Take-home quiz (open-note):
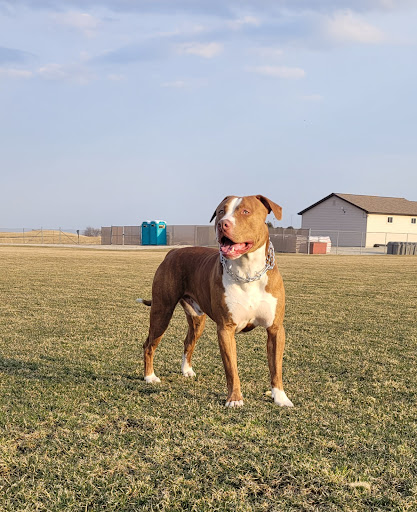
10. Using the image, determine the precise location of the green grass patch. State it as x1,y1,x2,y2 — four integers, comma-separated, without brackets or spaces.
0,246,416,510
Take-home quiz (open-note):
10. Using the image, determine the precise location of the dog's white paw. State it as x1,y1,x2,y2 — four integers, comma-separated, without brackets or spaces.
225,400,244,408
182,368,196,377
271,388,294,407
181,355,196,377
144,373,161,384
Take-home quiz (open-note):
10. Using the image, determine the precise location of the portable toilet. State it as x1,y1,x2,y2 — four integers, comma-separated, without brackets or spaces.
150,220,167,245
141,221,151,245
157,221,167,245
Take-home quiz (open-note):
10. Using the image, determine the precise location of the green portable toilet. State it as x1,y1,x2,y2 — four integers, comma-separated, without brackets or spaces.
141,221,151,245
150,220,167,245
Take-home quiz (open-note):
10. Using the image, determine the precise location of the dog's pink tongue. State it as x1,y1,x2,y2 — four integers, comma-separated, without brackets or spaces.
221,242,247,256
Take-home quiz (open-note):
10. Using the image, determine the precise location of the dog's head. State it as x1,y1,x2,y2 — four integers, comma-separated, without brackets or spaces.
210,195,282,260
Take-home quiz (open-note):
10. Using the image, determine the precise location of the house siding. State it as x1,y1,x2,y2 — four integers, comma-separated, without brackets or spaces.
366,214,417,246
301,196,367,246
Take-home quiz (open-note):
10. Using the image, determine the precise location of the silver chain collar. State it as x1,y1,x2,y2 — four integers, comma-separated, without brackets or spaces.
219,239,276,283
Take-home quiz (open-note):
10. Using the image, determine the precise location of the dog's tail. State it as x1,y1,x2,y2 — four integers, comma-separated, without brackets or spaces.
136,298,152,307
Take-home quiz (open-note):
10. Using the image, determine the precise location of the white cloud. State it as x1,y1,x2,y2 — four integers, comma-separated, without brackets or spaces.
324,10,385,44
0,67,33,79
376,0,397,8
177,42,223,58
248,65,305,79
51,11,100,37
38,63,68,81
229,15,261,30
251,46,284,58
157,24,206,38
38,63,95,85
161,78,208,89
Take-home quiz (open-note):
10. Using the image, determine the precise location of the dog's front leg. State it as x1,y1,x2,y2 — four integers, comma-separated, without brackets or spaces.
267,324,294,407
217,326,243,407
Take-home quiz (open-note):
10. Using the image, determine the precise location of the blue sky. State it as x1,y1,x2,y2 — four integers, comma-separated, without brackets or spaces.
1,0,417,229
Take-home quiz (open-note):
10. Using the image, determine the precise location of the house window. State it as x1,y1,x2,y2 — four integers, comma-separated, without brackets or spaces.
412,218,416,224
388,217,393,223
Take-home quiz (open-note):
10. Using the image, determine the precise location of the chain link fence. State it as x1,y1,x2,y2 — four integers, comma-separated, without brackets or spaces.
309,230,417,255
100,226,311,252
2,226,417,255
100,225,218,246
0,228,101,245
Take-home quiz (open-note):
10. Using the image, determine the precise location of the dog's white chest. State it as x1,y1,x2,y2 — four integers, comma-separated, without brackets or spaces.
222,274,277,333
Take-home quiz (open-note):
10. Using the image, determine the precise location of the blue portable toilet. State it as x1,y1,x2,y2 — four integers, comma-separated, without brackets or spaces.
150,220,167,245
149,221,157,245
141,221,151,245
157,221,167,245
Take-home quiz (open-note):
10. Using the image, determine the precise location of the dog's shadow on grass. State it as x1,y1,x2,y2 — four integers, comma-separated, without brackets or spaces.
0,356,123,385
0,357,40,377
0,357,226,404
0,356,168,397
0,355,99,384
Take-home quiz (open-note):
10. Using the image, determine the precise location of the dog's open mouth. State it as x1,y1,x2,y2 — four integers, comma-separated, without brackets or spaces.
219,236,254,259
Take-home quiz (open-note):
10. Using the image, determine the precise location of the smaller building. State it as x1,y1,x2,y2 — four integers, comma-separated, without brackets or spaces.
298,193,417,247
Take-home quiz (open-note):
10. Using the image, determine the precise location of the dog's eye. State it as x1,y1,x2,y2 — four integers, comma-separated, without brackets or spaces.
218,209,224,216
242,209,250,215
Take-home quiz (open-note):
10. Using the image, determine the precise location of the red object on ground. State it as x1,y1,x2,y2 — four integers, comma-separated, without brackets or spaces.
309,242,327,254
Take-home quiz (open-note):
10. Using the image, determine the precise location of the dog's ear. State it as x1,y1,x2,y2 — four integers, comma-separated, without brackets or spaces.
256,195,282,220
209,196,230,223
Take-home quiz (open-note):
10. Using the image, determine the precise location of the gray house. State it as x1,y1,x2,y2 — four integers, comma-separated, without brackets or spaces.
298,193,417,247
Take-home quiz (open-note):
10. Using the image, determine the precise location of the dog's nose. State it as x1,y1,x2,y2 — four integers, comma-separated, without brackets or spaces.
218,219,231,232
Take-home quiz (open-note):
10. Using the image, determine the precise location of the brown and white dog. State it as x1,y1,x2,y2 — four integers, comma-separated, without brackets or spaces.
138,195,293,408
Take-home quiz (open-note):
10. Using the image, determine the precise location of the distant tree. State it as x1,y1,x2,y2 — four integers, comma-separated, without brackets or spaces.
266,221,274,228
83,227,101,237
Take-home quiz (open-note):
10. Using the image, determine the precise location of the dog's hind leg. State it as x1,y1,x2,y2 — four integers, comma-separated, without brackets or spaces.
180,298,206,377
143,252,186,383
143,301,176,383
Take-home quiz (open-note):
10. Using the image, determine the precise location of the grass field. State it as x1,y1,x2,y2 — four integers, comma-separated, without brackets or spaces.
0,246,416,511
0,230,101,245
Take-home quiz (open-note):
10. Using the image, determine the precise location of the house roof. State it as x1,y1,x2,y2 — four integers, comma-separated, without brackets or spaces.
298,193,417,216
